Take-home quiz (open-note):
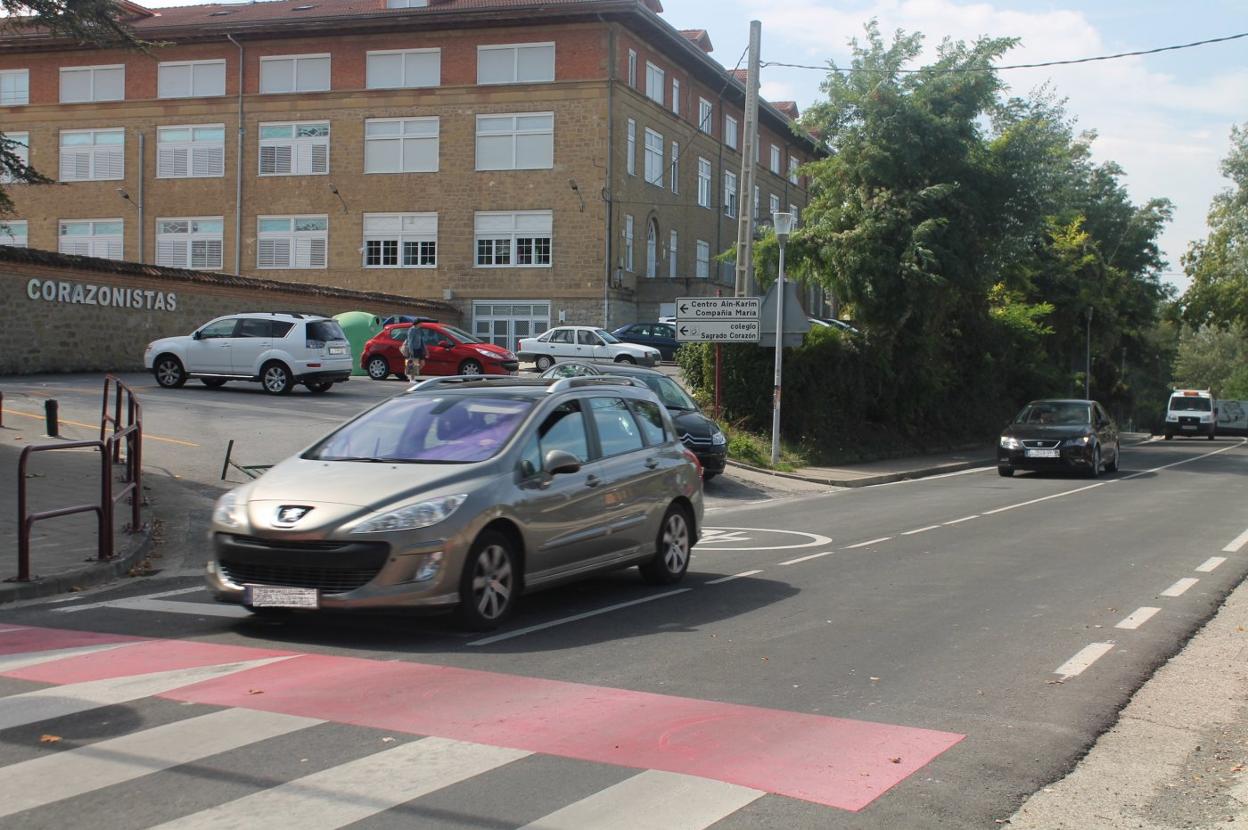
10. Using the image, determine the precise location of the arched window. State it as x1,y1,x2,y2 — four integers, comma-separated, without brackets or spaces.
645,219,658,279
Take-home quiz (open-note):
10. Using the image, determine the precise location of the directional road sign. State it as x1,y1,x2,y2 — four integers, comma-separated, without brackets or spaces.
676,320,761,343
675,297,761,320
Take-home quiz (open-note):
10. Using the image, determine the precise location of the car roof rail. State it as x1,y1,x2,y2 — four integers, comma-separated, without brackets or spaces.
548,376,648,394
409,375,547,392
237,311,311,319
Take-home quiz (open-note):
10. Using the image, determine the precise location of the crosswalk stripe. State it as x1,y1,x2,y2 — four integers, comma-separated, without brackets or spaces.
150,736,530,830
98,598,252,619
520,769,765,829
0,708,320,819
0,642,138,673
0,656,292,731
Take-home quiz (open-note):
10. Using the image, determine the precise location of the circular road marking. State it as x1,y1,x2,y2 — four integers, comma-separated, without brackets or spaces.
697,527,833,552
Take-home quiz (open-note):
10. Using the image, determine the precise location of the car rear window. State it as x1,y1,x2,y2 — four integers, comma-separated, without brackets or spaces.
307,394,535,463
307,320,347,342
1169,396,1212,412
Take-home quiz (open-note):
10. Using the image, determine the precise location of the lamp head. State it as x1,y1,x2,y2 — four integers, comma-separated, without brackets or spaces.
772,211,794,239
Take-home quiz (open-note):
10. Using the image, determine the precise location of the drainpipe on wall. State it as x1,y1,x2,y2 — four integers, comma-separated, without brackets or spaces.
227,34,245,276
136,132,145,263
602,21,616,328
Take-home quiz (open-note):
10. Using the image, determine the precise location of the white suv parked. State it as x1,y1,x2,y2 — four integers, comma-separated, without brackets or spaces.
517,326,661,370
144,313,353,395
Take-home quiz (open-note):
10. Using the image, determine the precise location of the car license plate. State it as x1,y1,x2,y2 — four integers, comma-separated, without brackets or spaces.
1025,448,1060,458
244,585,318,608
1181,424,1196,430
328,346,346,355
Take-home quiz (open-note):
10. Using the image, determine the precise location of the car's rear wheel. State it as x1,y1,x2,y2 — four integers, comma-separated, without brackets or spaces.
459,359,483,376
998,466,1014,477
366,356,390,380
640,504,692,585
261,362,293,395
1087,445,1101,478
201,378,227,388
306,381,333,393
615,355,637,364
1106,442,1120,472
154,355,187,388
457,530,518,631
535,355,554,371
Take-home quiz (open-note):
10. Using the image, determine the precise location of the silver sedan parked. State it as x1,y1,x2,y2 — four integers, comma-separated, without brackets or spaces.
207,376,704,629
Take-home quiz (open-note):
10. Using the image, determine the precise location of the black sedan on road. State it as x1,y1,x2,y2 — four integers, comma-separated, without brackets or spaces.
998,399,1121,478
541,361,728,480
612,323,680,362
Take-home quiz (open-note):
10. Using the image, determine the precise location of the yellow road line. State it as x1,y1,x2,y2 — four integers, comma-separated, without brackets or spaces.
0,408,200,447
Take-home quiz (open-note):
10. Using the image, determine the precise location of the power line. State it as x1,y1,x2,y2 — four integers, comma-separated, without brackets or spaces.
761,31,1248,74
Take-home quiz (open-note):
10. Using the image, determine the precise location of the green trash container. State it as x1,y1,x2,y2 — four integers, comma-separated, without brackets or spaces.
333,311,382,376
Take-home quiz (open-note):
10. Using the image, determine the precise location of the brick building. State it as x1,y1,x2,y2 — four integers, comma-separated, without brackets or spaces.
0,0,825,350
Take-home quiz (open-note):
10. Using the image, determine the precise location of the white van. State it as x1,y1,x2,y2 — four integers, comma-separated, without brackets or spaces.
1164,389,1217,440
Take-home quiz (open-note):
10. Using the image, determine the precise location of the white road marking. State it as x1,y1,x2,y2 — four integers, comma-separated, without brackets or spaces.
1196,557,1227,573
843,537,892,549
98,599,252,619
696,527,833,552
778,550,835,566
1160,578,1199,597
902,525,941,536
944,515,979,525
983,482,1106,515
467,590,690,647
0,642,139,673
1121,438,1247,482
0,656,294,731
520,769,765,830
153,737,530,830
1223,527,1248,554
1055,643,1114,679
52,586,203,613
706,570,763,585
1115,607,1161,630
0,709,321,819
868,465,995,488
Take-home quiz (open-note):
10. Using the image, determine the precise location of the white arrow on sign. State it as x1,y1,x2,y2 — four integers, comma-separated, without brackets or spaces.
676,320,761,342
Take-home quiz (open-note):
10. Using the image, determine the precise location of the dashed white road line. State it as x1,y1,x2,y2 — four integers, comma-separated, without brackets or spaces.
1196,557,1227,573
902,525,941,536
1115,607,1161,630
983,482,1106,515
706,570,763,585
1223,527,1248,554
1160,578,1199,597
778,551,835,566
944,515,979,525
843,536,892,549
1055,642,1115,679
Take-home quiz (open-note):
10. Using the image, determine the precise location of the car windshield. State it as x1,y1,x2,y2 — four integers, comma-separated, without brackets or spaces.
641,375,698,411
1014,402,1091,426
441,325,483,345
596,329,621,344
307,394,534,463
1170,396,1212,412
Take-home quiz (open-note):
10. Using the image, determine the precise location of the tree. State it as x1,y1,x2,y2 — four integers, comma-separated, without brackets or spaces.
1172,323,1248,399
1181,124,1248,328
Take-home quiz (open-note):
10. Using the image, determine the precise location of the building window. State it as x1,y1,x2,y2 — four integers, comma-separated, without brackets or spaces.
695,240,709,279
257,215,327,269
59,65,123,103
724,115,738,150
1,132,28,183
363,213,437,268
643,127,663,187
698,98,713,133
623,214,634,271
671,78,680,116
158,60,225,99
365,117,438,173
385,0,428,7
59,128,124,182
0,70,29,106
259,122,329,176
477,43,554,85
670,141,679,193
723,171,737,218
645,220,658,279
626,118,636,176
259,54,330,94
627,49,637,87
59,219,122,260
156,217,223,269
366,49,440,89
697,157,711,208
669,229,677,278
476,112,553,171
645,61,664,106
0,220,27,247
790,204,800,223
753,185,760,219
769,193,781,217
474,210,552,267
789,156,800,185
770,144,782,175
473,300,550,353
157,125,225,178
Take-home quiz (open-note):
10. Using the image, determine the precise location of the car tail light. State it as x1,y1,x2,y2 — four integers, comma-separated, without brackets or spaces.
306,339,325,350
682,448,703,478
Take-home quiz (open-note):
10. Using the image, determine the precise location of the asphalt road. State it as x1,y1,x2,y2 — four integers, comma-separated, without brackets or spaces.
1,372,1246,827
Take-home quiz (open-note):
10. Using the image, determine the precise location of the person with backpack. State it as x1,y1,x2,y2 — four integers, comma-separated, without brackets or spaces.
403,323,427,379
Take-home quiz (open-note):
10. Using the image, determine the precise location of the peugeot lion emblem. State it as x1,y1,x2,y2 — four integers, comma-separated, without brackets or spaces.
274,505,313,527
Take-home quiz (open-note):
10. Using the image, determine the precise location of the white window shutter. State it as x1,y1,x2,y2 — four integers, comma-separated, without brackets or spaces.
295,237,326,267
192,146,223,177
98,239,123,260
156,239,187,267
61,151,89,181
98,149,123,179
309,142,328,174
258,238,290,268
260,144,292,175
191,239,222,269
158,147,188,178
60,240,89,256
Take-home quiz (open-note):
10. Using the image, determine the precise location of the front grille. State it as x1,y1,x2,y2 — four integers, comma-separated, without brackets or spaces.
215,533,390,595
219,560,380,594
681,432,712,447
1179,416,1200,426
1022,440,1060,449
229,535,356,552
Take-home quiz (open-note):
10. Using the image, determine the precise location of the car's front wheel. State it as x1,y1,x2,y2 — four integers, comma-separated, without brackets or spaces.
261,362,293,395
1105,443,1120,472
459,359,483,376
457,530,519,631
640,504,692,585
154,355,187,388
1087,445,1102,478
535,355,554,371
366,356,390,380
615,355,637,364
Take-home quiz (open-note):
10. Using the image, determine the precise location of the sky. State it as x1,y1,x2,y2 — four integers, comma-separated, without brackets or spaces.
661,0,1248,293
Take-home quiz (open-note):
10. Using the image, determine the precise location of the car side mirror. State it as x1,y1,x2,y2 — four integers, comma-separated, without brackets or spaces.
192,330,202,340
543,449,581,476
440,340,454,350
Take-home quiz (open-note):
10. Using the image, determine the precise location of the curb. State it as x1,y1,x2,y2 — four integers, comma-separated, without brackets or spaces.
0,528,153,605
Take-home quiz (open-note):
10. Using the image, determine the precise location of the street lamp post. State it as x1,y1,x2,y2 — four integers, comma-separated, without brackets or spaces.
770,212,794,466
1085,307,1093,400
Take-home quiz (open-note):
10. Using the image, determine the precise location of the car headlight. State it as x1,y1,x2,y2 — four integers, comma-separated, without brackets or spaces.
1166,414,1178,421
1065,435,1092,446
474,347,500,359
212,491,247,529
999,436,1021,449
711,429,727,446
352,494,468,534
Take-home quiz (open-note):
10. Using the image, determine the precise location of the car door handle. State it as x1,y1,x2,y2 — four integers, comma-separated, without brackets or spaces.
644,458,659,470
585,474,601,488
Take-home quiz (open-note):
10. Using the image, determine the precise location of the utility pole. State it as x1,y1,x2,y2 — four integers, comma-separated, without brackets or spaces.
733,20,761,298
1085,307,1093,400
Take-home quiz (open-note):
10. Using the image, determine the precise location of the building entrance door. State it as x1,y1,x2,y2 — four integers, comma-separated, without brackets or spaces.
472,301,551,353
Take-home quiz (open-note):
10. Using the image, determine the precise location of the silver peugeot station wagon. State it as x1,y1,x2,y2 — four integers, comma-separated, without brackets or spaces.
207,376,704,629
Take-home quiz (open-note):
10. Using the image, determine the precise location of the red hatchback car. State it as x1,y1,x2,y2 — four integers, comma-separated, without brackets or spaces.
361,322,519,379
